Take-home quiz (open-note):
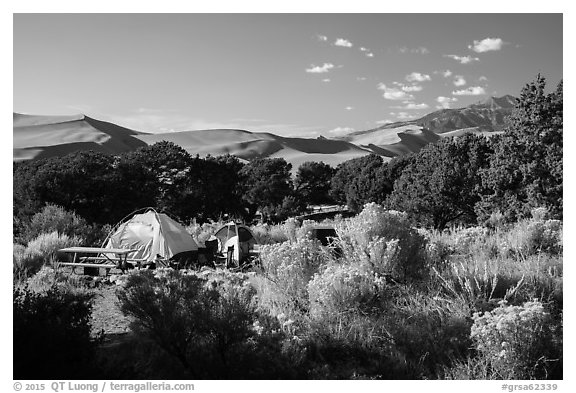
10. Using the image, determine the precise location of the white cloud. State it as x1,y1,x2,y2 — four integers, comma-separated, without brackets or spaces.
444,54,480,64
356,76,367,81
376,119,393,125
328,126,355,136
469,37,505,53
454,75,467,87
366,52,374,58
334,38,353,47
322,78,331,83
390,112,414,120
317,34,328,41
406,72,431,82
359,47,368,52
345,106,354,111
452,86,486,96
479,76,488,82
399,46,430,55
305,63,335,73
392,102,430,110
402,85,423,92
436,96,458,109
378,83,415,101
442,70,453,78
404,102,429,110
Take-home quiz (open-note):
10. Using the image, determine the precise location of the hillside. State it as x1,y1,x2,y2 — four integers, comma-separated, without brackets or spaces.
13,95,516,166
358,95,516,137
13,113,147,161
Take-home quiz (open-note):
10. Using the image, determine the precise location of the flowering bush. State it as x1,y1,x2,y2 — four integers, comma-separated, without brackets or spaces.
505,219,563,256
470,300,560,379
257,239,328,316
14,232,82,279
26,231,82,260
307,262,387,318
452,227,490,254
25,266,96,295
334,203,427,280
19,204,108,246
186,221,219,244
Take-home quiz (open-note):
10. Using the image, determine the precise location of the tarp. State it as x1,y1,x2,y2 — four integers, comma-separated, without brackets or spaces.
105,210,198,262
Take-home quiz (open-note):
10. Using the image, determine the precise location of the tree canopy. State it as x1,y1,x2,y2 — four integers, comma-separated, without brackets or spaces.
386,133,492,230
477,75,563,222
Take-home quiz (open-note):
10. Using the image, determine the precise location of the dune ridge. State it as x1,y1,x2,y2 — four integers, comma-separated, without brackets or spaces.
14,96,513,166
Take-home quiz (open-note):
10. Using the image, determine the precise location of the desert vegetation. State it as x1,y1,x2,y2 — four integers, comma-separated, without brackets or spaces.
13,76,562,380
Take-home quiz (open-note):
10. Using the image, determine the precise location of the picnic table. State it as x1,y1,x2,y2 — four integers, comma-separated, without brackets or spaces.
57,247,141,275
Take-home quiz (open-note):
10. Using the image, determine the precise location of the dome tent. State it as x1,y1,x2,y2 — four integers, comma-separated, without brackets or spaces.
104,209,198,263
208,222,257,267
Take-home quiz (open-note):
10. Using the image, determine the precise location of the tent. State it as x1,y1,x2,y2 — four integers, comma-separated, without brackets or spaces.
207,222,257,266
104,209,198,263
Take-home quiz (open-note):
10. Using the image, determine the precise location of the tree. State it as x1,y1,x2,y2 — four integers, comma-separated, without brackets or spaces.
14,151,124,224
329,154,385,211
191,155,247,222
294,161,335,205
329,154,415,213
122,142,196,221
477,76,563,222
239,158,296,222
386,133,492,230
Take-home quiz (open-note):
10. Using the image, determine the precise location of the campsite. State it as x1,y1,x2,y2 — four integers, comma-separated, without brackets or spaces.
13,76,563,380
13,13,563,383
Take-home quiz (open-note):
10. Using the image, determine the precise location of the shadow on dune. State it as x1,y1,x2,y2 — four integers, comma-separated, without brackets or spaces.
362,128,440,157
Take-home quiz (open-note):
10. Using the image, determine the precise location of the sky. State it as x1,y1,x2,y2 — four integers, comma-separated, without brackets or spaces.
13,13,563,137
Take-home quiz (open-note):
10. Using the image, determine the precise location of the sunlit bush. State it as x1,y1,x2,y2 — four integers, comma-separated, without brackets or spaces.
504,219,563,257
334,203,427,281
19,204,109,246
470,300,561,379
25,265,96,295
186,221,219,244
14,231,81,279
257,239,328,317
308,262,387,318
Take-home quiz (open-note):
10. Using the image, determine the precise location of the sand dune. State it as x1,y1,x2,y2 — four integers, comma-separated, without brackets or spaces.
15,96,513,165
13,113,440,167
134,128,373,165
343,126,440,158
13,113,147,160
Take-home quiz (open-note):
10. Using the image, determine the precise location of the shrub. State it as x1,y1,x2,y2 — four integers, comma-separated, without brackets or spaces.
14,232,81,279
334,203,428,281
249,223,291,245
269,224,290,243
19,204,108,246
117,268,294,378
504,219,563,257
13,285,97,379
257,239,328,318
186,221,219,244
25,265,97,295
250,223,273,244
470,300,562,379
307,262,387,318
451,226,491,254
386,289,473,378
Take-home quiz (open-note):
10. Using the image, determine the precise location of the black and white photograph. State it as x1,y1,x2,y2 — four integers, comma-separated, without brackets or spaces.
9,3,568,389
